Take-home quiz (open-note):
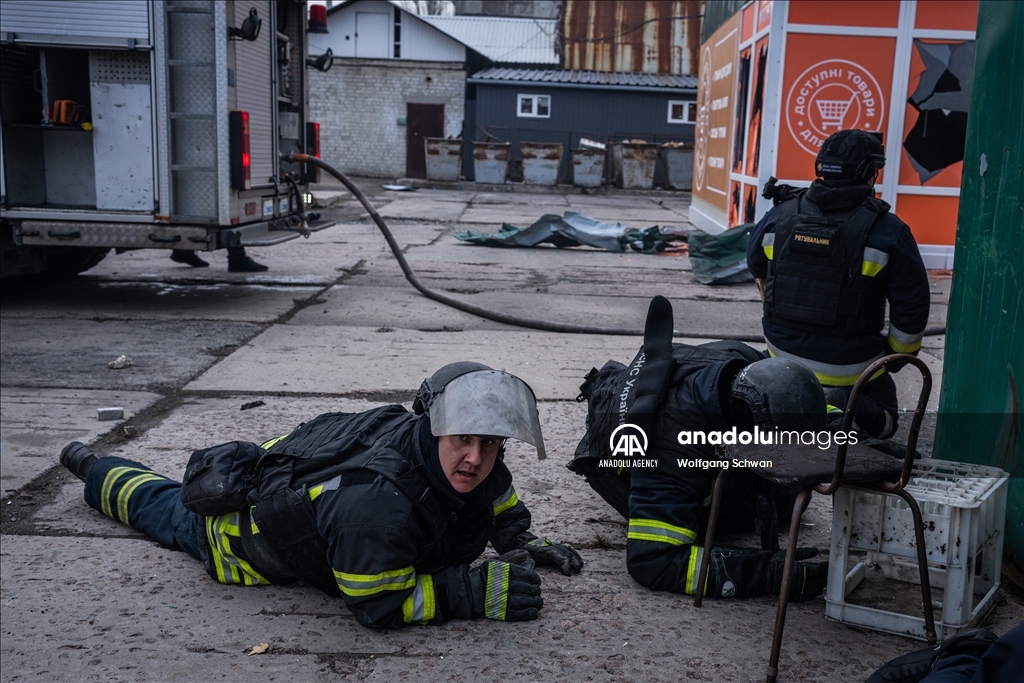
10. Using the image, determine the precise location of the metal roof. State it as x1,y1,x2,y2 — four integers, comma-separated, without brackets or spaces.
468,68,698,92
419,16,559,65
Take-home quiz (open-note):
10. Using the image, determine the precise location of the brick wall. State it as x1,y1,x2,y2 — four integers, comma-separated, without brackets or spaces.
309,59,466,178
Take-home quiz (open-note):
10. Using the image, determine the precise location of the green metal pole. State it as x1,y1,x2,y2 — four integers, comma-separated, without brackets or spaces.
934,0,1024,572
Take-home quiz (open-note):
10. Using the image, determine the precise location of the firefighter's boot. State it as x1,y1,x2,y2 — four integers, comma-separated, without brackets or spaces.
60,442,101,482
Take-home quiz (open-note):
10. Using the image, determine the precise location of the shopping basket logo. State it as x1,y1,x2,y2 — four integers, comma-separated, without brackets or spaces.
785,59,885,155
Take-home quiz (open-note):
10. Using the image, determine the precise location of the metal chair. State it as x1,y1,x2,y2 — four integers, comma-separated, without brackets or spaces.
693,354,936,683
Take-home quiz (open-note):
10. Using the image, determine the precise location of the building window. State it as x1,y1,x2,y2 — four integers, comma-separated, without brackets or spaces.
517,94,551,118
668,100,697,123
393,10,401,58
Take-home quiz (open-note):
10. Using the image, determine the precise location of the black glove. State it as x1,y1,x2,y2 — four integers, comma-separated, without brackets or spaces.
523,537,584,576
708,546,828,602
469,549,543,621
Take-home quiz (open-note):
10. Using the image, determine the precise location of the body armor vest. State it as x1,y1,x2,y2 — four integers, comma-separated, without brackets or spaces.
243,406,449,595
764,191,889,336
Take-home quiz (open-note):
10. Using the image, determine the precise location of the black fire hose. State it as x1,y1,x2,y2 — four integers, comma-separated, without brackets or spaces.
286,152,945,341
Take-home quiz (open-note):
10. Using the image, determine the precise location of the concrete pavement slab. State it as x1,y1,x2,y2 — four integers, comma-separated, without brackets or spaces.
374,197,468,222
7,532,1017,683
469,192,571,206
0,318,261,392
0,388,161,497
287,285,766,338
81,236,361,287
1,281,319,324
299,222,448,247
185,325,641,400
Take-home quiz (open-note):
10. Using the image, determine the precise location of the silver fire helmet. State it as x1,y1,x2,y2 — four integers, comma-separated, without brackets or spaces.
414,363,547,459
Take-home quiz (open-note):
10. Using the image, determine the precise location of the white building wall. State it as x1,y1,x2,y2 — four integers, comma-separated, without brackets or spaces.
310,0,466,61
310,59,465,178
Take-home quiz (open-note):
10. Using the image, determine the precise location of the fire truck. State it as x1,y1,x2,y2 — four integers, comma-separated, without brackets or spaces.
0,0,334,277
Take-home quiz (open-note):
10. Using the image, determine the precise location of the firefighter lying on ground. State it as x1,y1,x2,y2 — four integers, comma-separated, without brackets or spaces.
61,362,582,629
570,296,829,602
748,129,930,439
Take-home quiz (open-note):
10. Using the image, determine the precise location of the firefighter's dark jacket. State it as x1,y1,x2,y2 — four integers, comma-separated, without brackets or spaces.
747,180,930,385
204,406,533,629
574,342,762,595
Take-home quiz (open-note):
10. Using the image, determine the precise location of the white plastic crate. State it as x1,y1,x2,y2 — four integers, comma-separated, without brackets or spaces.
825,460,1008,641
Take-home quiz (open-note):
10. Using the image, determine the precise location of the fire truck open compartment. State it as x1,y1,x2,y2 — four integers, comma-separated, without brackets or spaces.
0,0,331,277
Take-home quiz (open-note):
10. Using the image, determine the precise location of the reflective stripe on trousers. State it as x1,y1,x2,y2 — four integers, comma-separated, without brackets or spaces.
83,456,208,563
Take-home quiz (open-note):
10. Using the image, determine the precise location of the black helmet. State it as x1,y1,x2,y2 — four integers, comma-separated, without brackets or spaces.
815,129,885,182
413,361,546,459
730,358,825,431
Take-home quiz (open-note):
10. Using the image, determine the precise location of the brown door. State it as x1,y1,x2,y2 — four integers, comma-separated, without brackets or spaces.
406,103,444,178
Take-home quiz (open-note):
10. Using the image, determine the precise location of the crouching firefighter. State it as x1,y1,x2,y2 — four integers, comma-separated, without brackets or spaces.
61,362,583,629
749,129,930,439
569,296,829,602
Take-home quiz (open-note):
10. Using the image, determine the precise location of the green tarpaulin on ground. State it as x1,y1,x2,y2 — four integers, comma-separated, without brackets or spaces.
688,223,755,284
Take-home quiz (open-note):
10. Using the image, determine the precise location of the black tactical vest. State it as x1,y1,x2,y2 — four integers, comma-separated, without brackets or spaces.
242,406,450,595
764,191,889,336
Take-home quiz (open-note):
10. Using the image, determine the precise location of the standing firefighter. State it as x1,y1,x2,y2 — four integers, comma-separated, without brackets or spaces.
570,296,829,602
61,363,582,629
748,129,930,438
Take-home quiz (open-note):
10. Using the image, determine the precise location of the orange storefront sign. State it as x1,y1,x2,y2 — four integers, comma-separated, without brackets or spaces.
778,34,896,180
693,13,740,215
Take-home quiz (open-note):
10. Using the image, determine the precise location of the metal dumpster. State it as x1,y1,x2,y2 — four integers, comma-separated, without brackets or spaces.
661,143,694,190
620,143,659,189
572,149,605,187
425,138,462,181
472,142,510,184
520,142,562,185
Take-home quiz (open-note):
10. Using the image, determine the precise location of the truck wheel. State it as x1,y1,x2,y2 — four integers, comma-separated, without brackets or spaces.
45,247,110,277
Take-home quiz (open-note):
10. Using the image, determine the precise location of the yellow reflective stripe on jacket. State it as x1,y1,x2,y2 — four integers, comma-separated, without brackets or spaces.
401,574,436,624
492,485,519,516
627,518,697,546
205,513,271,586
861,247,889,277
887,323,923,354
762,232,775,260
260,434,288,450
484,561,510,620
334,566,416,597
685,545,706,595
766,343,886,387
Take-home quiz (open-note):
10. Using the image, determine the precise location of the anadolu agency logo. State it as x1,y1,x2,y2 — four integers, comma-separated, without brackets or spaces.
599,423,657,469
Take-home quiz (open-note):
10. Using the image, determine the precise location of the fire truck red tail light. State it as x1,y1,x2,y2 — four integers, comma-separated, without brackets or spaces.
230,110,251,191
306,121,320,183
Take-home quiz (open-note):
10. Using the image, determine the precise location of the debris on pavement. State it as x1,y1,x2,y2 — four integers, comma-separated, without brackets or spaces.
107,355,133,369
240,400,265,411
688,223,755,284
97,407,124,421
247,643,269,656
454,212,688,253
382,184,413,191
